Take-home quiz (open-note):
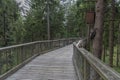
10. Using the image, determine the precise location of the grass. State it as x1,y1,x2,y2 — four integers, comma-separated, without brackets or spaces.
114,66,120,73
103,46,120,73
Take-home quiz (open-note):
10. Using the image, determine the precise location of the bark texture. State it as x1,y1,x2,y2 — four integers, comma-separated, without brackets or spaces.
93,0,104,59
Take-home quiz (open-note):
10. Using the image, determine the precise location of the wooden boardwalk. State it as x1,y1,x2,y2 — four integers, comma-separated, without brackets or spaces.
5,45,75,80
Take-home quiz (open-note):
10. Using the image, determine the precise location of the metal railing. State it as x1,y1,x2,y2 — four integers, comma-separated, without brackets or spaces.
0,38,78,79
73,42,120,80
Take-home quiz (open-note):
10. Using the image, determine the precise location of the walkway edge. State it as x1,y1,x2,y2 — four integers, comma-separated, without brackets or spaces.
0,47,60,80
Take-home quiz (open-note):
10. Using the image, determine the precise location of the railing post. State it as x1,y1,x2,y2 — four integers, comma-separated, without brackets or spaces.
64,39,66,46
51,41,52,49
49,41,51,48
68,39,70,44
16,48,19,65
43,42,45,51
41,43,43,51
38,43,40,54
83,59,87,80
47,42,48,50
37,43,39,54
21,46,24,62
5,51,8,72
39,43,41,53
24,46,27,60
83,59,90,80
50,41,52,49
0,51,2,75
59,40,60,47
9,49,13,69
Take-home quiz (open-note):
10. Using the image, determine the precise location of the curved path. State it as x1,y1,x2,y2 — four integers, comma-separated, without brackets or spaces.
6,45,75,80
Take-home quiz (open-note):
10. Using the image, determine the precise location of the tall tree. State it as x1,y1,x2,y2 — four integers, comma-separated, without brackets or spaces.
66,1,87,38
93,0,104,59
109,0,115,67
0,0,20,46
47,0,50,40
23,0,65,42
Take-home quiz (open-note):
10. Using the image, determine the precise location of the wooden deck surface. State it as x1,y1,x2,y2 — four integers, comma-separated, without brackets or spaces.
6,45,75,80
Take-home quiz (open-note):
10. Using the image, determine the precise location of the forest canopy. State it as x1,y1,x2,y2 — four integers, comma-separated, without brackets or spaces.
0,0,120,74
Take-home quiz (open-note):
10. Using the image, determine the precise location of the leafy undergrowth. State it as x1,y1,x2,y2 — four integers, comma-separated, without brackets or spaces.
103,46,120,73
114,66,120,73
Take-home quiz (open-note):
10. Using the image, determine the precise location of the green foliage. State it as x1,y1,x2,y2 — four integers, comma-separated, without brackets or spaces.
11,17,25,44
0,0,120,75
0,0,66,45
23,0,65,41
70,0,120,73
66,1,88,38
0,0,20,46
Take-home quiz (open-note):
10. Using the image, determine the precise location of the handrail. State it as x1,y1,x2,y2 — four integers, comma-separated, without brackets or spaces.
0,38,77,50
73,42,120,80
0,38,78,79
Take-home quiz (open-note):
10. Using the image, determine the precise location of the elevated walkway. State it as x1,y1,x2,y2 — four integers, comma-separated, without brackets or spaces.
1,38,120,80
6,45,75,80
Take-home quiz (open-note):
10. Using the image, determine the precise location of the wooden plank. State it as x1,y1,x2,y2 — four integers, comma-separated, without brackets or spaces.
73,42,120,80
5,45,75,80
0,48,60,80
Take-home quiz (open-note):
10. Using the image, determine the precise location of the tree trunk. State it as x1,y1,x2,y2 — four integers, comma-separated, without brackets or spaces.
47,0,50,40
109,0,115,67
116,44,119,67
91,1,104,80
116,24,120,67
103,45,106,62
3,10,7,46
93,0,104,59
